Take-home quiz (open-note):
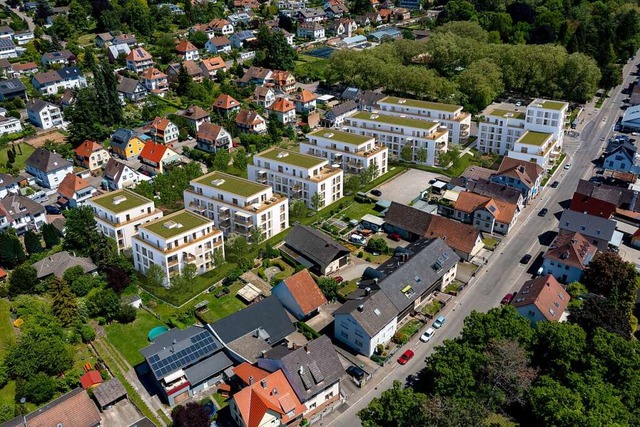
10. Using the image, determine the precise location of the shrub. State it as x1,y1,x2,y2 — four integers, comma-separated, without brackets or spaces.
79,324,96,342
392,332,408,344
117,304,137,324
357,252,363,258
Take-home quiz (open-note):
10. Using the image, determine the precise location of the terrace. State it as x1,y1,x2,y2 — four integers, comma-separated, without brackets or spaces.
90,189,152,214
143,211,212,239
193,171,270,198
517,131,552,147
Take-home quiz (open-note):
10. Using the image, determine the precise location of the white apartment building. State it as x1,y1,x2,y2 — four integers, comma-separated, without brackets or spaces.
132,210,224,287
248,148,343,210
478,99,569,168
27,99,63,129
0,115,22,135
344,111,449,167
303,128,388,177
184,171,289,241
89,189,163,253
377,96,471,144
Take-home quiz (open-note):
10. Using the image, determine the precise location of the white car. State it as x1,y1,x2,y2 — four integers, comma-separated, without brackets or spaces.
420,328,435,343
564,163,571,170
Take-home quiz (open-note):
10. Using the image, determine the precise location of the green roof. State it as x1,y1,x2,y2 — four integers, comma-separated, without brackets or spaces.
193,171,269,197
487,109,526,120
258,148,325,169
518,131,551,146
307,128,372,146
533,100,567,111
89,189,152,214
381,96,461,113
352,111,439,130
143,210,211,239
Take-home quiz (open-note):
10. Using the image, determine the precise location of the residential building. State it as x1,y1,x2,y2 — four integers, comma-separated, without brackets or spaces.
208,295,296,362
205,36,232,54
117,77,148,103
149,116,179,145
184,171,289,240
200,56,225,80
458,179,525,211
41,50,76,67
303,128,388,177
249,147,343,209
132,210,224,286
230,30,257,48
112,33,138,46
10,62,38,76
26,98,63,129
321,100,357,127
101,158,149,190
281,224,350,275
620,104,640,131
139,140,180,175
383,201,484,261
542,231,596,284
0,38,17,59
377,96,471,144
139,326,233,405
228,12,252,25
167,60,203,83
73,140,110,171
256,336,344,419
0,173,20,199
297,7,326,22
272,269,327,320
0,115,21,136
213,93,240,115
0,27,13,39
195,122,232,153
297,22,325,40
490,157,544,204
448,191,519,235
345,111,449,167
0,388,100,427
10,30,32,45
229,369,306,427
126,47,155,73
140,67,169,94
0,193,46,234
269,97,296,125
181,105,210,132
175,40,199,61
570,179,640,221
271,27,295,46
293,89,317,114
34,253,96,280
95,32,114,47
558,210,622,251
513,275,570,323
324,1,349,18
602,141,639,173
208,18,235,36
254,86,276,108
327,18,357,36
0,78,26,100
89,189,163,253
111,129,147,160
399,0,421,9
477,99,568,168
57,173,97,208
235,109,267,134
32,66,86,95
272,70,296,93
106,43,131,62
25,147,73,189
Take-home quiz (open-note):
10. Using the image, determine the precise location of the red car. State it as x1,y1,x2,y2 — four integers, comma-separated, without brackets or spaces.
501,293,514,305
334,276,344,283
388,232,401,242
397,349,415,365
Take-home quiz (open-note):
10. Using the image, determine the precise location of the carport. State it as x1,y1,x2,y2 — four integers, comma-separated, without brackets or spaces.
93,378,127,410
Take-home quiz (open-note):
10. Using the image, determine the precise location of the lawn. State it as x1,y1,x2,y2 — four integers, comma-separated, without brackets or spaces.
0,299,15,358
341,201,378,222
0,380,14,405
105,309,167,367
212,392,229,409
0,143,35,173
482,235,499,250
197,281,248,324
295,55,330,81
422,300,444,317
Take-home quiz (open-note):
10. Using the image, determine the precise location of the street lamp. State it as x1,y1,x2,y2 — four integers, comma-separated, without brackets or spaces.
19,397,27,426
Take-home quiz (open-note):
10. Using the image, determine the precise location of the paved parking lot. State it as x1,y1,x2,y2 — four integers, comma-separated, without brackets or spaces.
372,168,446,205
100,399,144,426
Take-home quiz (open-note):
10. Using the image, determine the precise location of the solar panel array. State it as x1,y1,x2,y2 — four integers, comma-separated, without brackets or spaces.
148,331,219,379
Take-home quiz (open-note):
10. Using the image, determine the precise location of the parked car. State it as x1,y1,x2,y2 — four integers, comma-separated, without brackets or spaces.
334,276,344,283
420,327,436,343
538,208,548,217
371,189,382,197
550,181,560,188
397,349,415,365
45,205,61,215
501,293,514,304
520,254,532,264
350,234,366,245
346,365,366,381
433,315,446,329
564,163,571,170
388,232,401,242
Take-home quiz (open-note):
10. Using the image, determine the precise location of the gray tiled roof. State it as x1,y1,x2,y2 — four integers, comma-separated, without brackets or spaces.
558,209,617,241
92,378,127,408
0,78,26,95
25,147,71,173
117,77,142,95
31,251,97,279
0,193,45,220
466,180,522,205
334,290,396,337
325,100,357,121
284,224,350,272
183,351,233,385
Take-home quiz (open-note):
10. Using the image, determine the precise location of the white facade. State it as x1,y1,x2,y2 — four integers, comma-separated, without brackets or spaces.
0,116,22,135
184,171,289,241
28,102,63,129
132,210,224,287
0,40,17,59
377,96,471,144
248,148,343,209
334,310,397,357
303,381,340,415
13,31,34,45
26,163,72,190
303,128,388,177
344,111,449,167
89,189,164,253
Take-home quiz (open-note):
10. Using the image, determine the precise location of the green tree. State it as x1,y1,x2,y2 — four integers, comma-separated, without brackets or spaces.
23,231,42,256
63,206,98,256
188,31,209,48
176,64,192,96
233,147,248,171
41,223,60,248
351,0,374,15
146,264,166,288
85,288,121,321
50,278,78,327
117,304,137,324
317,277,340,301
212,149,230,171
400,145,413,162
344,175,362,194
457,59,504,112
172,402,210,427
366,238,388,254
289,200,307,220
255,26,297,71
582,252,638,314
310,192,324,211
19,373,56,404
6,323,73,378
358,381,429,427
8,264,38,297
0,232,26,268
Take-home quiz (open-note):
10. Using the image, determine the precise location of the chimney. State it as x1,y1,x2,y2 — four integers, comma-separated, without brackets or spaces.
261,379,267,389
373,278,378,285
261,349,267,357
298,366,304,375
249,375,254,385
272,388,278,396
365,287,371,296
357,304,364,312
304,344,310,354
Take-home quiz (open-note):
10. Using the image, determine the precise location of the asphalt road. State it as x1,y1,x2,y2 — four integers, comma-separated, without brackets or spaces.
325,54,640,427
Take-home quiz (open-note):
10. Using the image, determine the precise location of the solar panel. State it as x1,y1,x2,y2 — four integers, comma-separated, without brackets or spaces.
148,331,220,379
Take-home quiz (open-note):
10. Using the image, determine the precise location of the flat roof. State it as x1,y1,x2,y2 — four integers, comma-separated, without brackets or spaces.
352,111,439,131
89,189,152,214
487,109,526,120
257,148,325,169
142,210,211,238
380,96,461,113
193,171,269,197
518,131,552,146
307,128,373,146
530,99,568,111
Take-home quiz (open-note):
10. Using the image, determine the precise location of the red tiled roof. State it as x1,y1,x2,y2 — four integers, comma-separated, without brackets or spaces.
176,40,197,53
233,362,270,386
141,67,167,80
126,47,152,62
270,97,294,113
513,275,569,322
73,140,103,159
13,62,38,71
210,18,231,29
281,269,327,315
27,388,101,427
58,173,92,199
497,157,543,187
197,122,225,141
425,215,480,256
543,231,596,270
569,193,617,218
235,109,264,126
0,267,6,280
213,94,239,109
151,116,172,132
201,56,226,71
454,191,517,224
139,140,169,163
80,370,103,389
294,89,316,103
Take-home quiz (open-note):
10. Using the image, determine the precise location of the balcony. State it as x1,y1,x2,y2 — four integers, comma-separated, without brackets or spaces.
234,215,254,226
183,253,197,263
189,201,206,215
218,209,230,220
167,257,179,267
256,170,268,184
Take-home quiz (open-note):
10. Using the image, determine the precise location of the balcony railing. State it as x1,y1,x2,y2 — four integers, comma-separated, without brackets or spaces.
183,253,197,263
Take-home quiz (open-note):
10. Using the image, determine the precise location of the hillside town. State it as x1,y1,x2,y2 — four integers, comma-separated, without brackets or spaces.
0,0,638,425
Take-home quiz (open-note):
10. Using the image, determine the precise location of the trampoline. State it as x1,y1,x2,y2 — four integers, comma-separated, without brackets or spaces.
148,326,169,341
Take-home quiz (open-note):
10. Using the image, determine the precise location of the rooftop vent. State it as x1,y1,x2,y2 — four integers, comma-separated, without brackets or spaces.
398,99,406,104
113,195,127,205
276,151,289,159
370,114,379,119
261,379,267,389
163,220,182,229
374,308,381,316
357,304,364,312
323,132,334,138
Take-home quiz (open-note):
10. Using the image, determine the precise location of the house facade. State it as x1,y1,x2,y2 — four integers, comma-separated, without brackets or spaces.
449,191,519,235
26,98,63,129
139,141,180,175
269,97,296,125
111,129,148,160
542,231,596,284
102,158,148,190
73,140,110,171
126,47,155,73
57,173,97,208
195,122,232,153
235,109,267,134
272,269,327,320
149,117,179,145
25,147,73,189
140,68,169,94
0,194,46,234
490,157,543,204
513,275,570,323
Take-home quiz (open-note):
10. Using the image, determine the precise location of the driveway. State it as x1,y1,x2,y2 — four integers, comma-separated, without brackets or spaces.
100,400,144,426
331,257,374,282
373,169,446,205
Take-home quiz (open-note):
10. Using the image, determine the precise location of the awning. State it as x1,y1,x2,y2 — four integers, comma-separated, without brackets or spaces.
610,230,624,247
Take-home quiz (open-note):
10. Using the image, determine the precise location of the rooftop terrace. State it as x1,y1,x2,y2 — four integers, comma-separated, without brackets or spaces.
143,210,212,239
193,171,270,198
89,189,152,214
307,128,374,146
351,111,440,131
518,131,552,146
257,148,325,169
380,96,461,113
